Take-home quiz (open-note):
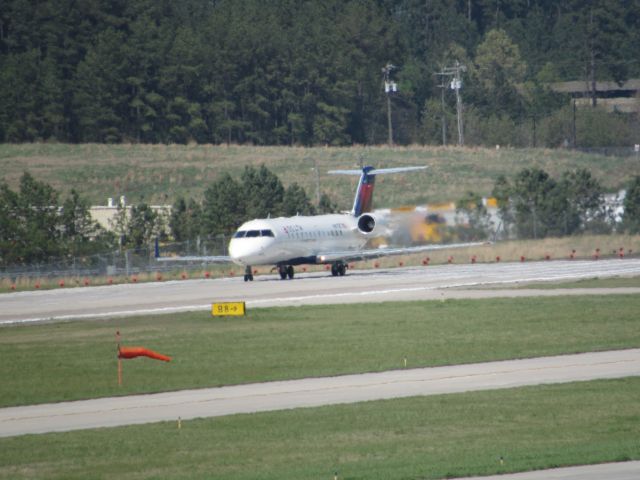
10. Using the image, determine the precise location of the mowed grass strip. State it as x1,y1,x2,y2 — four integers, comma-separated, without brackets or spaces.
1,295,639,407
1,378,639,480
513,275,640,289
1,143,637,205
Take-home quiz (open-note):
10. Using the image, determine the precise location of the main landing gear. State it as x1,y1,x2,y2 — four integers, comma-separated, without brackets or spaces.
243,265,254,282
272,263,345,280
330,261,346,277
278,265,294,280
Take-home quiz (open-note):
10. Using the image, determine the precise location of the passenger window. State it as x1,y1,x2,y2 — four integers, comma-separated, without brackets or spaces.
261,229,275,237
234,231,247,238
246,230,260,237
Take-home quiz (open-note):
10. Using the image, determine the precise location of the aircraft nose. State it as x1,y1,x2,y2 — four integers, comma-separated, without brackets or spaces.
228,239,246,263
229,238,269,265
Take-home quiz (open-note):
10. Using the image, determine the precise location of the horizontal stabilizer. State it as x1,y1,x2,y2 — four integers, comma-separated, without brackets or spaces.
328,166,427,175
330,165,428,216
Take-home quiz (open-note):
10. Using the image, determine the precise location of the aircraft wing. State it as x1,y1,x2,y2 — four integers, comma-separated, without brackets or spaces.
155,255,231,263
316,242,489,263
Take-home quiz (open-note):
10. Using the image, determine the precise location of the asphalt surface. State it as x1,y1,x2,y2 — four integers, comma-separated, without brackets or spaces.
458,461,640,480
2,258,640,325
1,348,639,437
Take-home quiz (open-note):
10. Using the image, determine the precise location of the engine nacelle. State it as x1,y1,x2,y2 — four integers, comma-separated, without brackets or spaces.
357,213,382,236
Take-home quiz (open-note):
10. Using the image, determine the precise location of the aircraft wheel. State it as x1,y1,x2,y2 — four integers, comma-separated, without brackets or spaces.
244,266,254,282
338,263,346,276
286,265,294,279
331,264,338,276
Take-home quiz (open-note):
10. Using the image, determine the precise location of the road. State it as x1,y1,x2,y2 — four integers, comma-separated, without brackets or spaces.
2,258,640,324
1,348,639,437
458,461,640,480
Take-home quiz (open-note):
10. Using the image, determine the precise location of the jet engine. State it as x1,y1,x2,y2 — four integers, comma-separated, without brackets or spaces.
357,213,383,236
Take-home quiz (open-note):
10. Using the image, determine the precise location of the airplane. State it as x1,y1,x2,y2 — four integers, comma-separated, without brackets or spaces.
158,165,485,281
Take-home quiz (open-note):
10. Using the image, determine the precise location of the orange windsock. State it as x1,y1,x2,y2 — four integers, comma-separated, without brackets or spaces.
118,346,171,362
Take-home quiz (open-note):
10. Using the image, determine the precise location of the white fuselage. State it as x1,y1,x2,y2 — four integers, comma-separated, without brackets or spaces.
228,214,366,266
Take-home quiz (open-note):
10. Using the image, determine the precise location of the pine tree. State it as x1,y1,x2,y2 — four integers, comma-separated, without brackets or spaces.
282,183,316,217
240,165,285,219
202,173,246,236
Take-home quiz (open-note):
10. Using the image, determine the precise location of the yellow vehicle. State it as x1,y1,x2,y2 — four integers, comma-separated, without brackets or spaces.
410,213,447,244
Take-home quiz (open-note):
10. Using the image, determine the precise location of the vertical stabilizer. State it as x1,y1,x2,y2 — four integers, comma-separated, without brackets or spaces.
328,165,427,217
353,166,376,216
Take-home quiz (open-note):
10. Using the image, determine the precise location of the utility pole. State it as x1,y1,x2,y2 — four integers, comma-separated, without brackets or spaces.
440,80,447,146
452,61,465,146
308,157,321,206
572,97,577,148
436,74,447,146
436,61,466,146
382,62,398,146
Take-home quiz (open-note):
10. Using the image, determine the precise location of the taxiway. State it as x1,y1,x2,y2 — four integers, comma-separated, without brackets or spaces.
1,348,639,437
458,461,640,479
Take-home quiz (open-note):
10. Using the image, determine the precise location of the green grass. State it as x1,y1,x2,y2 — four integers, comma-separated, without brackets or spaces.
1,378,639,479
513,276,640,289
1,295,639,407
1,144,636,206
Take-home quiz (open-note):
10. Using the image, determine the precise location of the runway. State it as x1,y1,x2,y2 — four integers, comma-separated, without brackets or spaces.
1,348,639,437
2,258,640,325
458,461,640,480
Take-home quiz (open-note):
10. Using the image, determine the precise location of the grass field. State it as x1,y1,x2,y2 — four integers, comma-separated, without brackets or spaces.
1,377,638,479
1,144,637,206
1,295,639,407
511,276,640,289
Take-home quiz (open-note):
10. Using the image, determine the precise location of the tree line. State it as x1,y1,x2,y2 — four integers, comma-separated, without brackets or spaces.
0,172,113,266
170,165,337,241
456,169,640,241
0,166,334,267
1,0,638,146
3,164,639,268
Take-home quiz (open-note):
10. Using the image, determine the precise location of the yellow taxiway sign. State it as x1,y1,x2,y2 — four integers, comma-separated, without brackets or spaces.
211,302,246,317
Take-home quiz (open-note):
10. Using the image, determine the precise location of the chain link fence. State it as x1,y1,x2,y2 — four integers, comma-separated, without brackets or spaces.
1,236,229,282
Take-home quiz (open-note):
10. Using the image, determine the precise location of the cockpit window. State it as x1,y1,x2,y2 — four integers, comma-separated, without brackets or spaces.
234,229,274,238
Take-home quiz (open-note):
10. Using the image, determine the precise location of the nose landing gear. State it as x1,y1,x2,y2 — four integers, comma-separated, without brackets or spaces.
243,266,254,282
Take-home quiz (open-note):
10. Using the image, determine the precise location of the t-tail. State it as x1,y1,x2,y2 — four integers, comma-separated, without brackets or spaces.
328,165,428,217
